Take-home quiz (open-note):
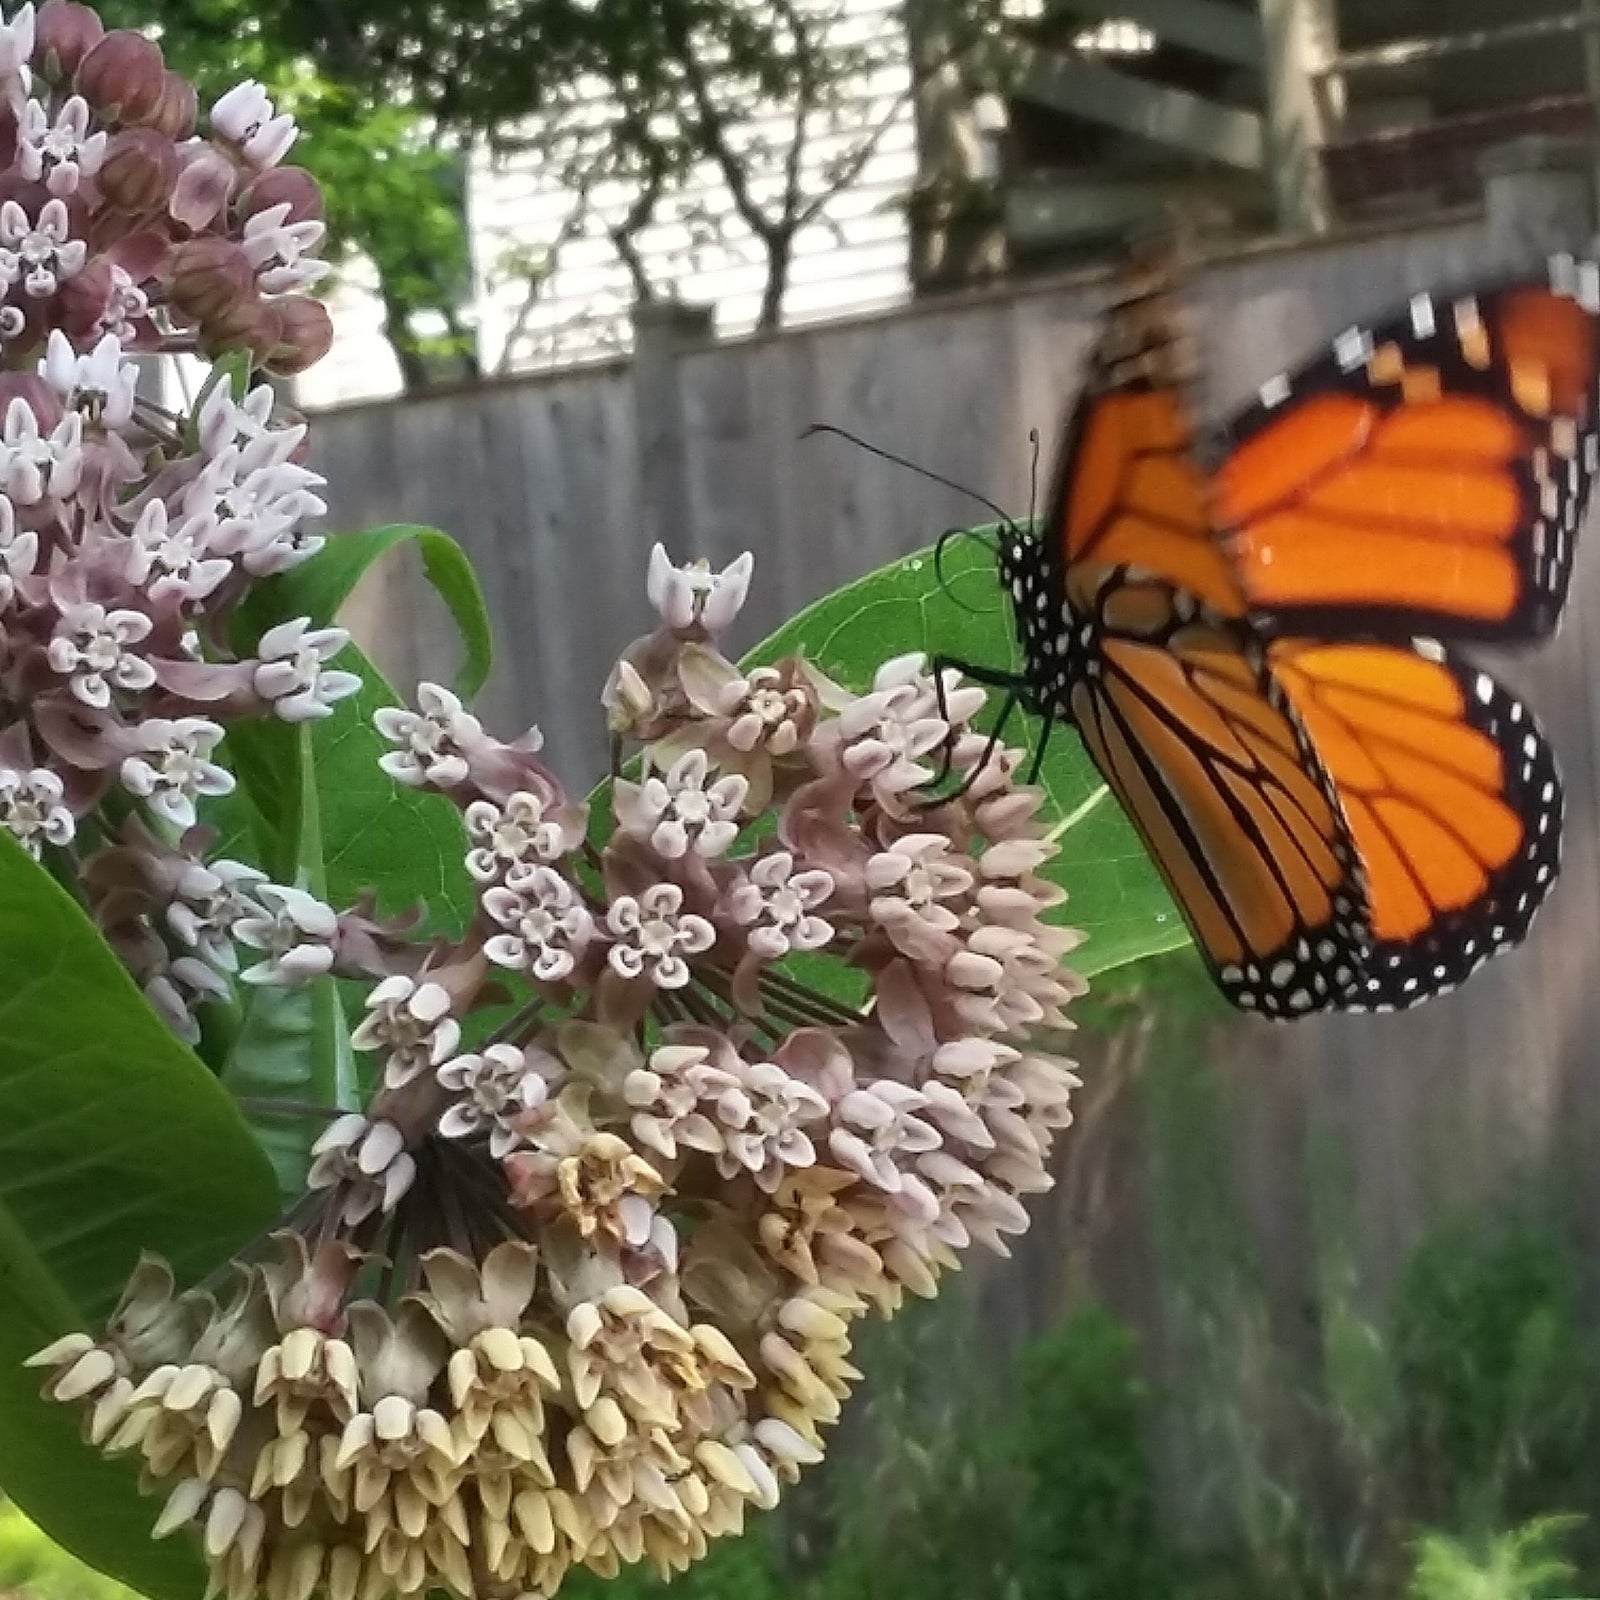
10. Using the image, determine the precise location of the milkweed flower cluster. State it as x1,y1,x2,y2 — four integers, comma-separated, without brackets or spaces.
31,540,1087,1599
0,0,353,1038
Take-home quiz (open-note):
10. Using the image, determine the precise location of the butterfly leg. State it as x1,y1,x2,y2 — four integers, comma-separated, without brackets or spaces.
922,654,1029,805
1025,712,1054,785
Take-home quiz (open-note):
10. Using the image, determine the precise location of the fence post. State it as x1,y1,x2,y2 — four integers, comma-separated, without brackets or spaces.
1480,136,1597,262
1259,0,1337,235
631,299,715,553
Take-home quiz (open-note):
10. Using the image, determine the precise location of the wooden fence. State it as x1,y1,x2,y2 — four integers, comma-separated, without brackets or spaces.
309,137,1600,1542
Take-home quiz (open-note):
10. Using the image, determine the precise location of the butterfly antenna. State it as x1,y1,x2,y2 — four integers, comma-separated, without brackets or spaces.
1026,428,1042,528
933,526,1003,617
802,423,1018,529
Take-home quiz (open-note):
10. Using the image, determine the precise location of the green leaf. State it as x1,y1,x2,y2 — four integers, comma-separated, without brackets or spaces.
744,535,1192,979
240,524,493,698
220,716,301,882
220,985,321,1196
308,642,475,934
0,831,279,1599
222,724,361,1197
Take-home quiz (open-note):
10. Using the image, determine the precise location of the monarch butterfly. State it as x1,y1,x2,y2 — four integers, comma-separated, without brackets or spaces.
970,251,1600,1016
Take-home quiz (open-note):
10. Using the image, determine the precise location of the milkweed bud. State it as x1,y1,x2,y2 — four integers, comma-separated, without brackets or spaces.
34,1,103,84
75,30,166,126
265,294,333,376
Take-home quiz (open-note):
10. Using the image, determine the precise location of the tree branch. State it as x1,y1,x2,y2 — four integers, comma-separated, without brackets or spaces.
493,182,596,376
659,0,780,248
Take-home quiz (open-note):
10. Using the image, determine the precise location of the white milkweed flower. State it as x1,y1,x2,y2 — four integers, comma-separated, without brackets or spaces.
616,748,747,860
374,682,482,789
165,859,268,972
240,204,329,295
646,543,754,634
307,1116,415,1225
48,601,154,707
125,501,233,605
210,80,298,167
714,1059,830,1191
351,976,461,1090
42,329,137,428
233,884,339,986
16,94,105,196
464,789,581,882
253,617,361,723
436,1044,550,1158
119,718,235,828
0,196,86,297
0,762,73,855
482,864,594,980
0,395,82,503
605,883,715,989
726,851,834,957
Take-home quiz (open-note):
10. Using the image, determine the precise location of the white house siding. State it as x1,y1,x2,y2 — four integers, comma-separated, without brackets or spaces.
298,0,916,410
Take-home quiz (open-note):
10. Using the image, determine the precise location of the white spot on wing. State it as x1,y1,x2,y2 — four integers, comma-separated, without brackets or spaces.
1258,373,1291,409
1335,326,1373,370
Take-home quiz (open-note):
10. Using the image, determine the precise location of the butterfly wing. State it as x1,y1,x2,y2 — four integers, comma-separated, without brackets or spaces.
1268,641,1561,1008
1010,269,1370,1016
1215,257,1600,643
1048,268,1244,619
1055,571,1369,1016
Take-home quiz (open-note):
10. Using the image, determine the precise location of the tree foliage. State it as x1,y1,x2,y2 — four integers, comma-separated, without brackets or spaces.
98,0,476,388
112,0,1020,380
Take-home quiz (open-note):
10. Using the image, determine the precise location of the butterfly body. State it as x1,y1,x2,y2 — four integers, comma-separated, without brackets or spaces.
981,252,1600,1016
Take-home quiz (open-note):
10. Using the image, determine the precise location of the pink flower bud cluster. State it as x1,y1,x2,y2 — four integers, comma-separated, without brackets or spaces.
0,1,334,371
0,4,351,1035
0,351,364,1035
34,548,1087,1600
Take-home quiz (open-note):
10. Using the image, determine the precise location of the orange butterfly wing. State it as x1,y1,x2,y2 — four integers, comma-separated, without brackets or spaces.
1062,577,1368,1015
1215,261,1600,642
1002,273,1370,1015
1048,271,1244,619
1267,642,1561,1007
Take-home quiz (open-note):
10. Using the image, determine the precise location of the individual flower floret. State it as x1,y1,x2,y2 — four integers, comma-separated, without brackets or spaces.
352,976,461,1090
233,883,338,985
725,850,835,959
375,682,483,789
252,616,361,722
0,195,85,296
715,1056,829,1192
211,79,298,167
465,788,584,881
646,544,754,636
17,93,106,195
436,1044,550,1158
47,599,152,705
614,749,747,860
605,883,715,989
307,1116,417,1225
42,329,134,426
0,759,73,855
126,501,233,604
119,717,234,828
241,203,329,294
482,864,595,980
0,396,82,503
